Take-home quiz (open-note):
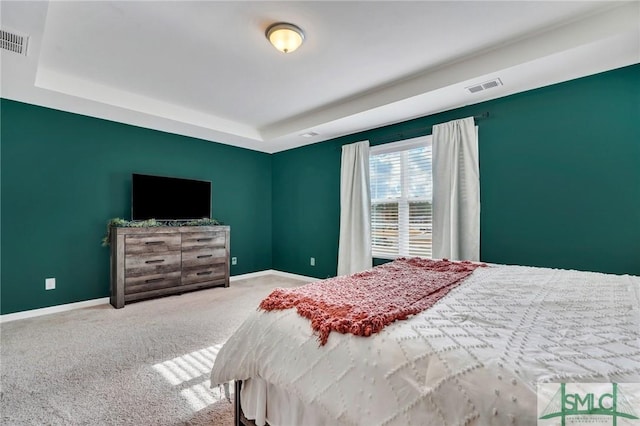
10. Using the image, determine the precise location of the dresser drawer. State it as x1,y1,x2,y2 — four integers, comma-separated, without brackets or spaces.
125,252,181,277
125,234,181,254
182,265,227,285
182,248,227,268
125,271,182,294
182,232,226,250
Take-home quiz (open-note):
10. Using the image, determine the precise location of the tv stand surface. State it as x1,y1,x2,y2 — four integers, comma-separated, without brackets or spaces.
109,225,230,308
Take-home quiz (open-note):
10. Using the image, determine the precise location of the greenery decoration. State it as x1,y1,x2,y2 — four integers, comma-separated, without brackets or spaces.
101,217,221,246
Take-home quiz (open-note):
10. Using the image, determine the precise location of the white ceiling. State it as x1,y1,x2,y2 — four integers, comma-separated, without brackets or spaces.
1,1,639,153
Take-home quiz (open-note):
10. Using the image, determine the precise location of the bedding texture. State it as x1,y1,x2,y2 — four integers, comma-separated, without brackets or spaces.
259,258,484,344
211,263,640,426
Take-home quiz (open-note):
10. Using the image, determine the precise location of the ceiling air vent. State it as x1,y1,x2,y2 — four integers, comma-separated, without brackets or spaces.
466,78,502,94
1,29,29,56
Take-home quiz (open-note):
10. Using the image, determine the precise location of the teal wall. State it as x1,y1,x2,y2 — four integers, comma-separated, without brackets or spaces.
272,140,342,279
2,64,639,314
1,100,272,314
272,64,640,278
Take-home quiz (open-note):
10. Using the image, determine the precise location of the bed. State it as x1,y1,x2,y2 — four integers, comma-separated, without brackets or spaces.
210,258,640,426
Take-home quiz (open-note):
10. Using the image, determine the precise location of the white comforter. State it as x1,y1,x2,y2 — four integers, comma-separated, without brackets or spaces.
211,265,640,425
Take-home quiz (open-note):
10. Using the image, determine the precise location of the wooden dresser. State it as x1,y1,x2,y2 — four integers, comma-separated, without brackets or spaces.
109,225,230,308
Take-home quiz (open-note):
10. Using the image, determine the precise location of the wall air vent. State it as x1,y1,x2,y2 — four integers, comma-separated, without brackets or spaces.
466,78,502,94
1,29,29,56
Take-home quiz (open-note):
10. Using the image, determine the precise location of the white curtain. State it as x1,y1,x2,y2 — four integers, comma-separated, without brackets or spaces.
337,140,372,276
432,117,480,261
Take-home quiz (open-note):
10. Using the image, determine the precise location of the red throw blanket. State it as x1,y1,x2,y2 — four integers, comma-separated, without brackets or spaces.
259,258,485,345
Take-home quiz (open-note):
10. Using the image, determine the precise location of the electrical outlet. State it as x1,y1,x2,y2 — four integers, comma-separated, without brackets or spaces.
231,257,237,265
310,257,315,266
45,278,56,290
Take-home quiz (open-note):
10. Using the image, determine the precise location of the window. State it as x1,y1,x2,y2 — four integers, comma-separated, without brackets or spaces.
370,136,432,259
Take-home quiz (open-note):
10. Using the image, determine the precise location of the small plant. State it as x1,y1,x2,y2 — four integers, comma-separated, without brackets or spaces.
101,217,221,246
182,218,220,226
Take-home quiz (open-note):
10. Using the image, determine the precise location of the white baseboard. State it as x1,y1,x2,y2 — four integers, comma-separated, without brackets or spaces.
1,269,320,323
229,269,274,281
0,297,110,324
230,269,319,283
269,269,319,282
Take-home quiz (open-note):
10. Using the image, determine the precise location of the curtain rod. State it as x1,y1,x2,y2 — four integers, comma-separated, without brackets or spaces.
383,112,490,139
472,112,489,120
340,112,489,149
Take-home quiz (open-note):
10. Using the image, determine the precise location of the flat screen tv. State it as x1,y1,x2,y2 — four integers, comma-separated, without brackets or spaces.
131,173,211,221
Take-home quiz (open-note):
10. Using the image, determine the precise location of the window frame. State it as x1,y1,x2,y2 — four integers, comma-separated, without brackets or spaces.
370,135,433,260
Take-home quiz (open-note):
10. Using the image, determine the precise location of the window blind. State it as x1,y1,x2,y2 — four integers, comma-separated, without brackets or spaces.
370,136,432,258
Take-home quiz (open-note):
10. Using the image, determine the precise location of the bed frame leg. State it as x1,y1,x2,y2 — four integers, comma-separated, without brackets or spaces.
235,380,242,426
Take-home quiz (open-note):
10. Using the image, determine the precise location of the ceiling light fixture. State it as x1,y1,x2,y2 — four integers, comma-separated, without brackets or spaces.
266,22,305,54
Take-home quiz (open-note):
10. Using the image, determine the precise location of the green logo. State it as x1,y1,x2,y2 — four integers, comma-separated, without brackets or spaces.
539,383,639,425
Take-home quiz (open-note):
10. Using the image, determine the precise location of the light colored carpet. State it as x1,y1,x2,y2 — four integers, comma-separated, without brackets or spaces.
0,275,304,425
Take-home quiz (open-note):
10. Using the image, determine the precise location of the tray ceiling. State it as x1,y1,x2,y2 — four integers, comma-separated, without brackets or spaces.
1,1,638,153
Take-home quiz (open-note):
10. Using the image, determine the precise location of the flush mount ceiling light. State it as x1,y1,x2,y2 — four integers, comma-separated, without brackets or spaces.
266,22,305,54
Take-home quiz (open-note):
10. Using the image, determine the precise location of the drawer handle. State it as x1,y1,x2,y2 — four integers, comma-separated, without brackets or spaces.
197,254,213,259
196,271,212,276
145,241,164,245
145,278,164,283
197,238,213,242
145,259,165,264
